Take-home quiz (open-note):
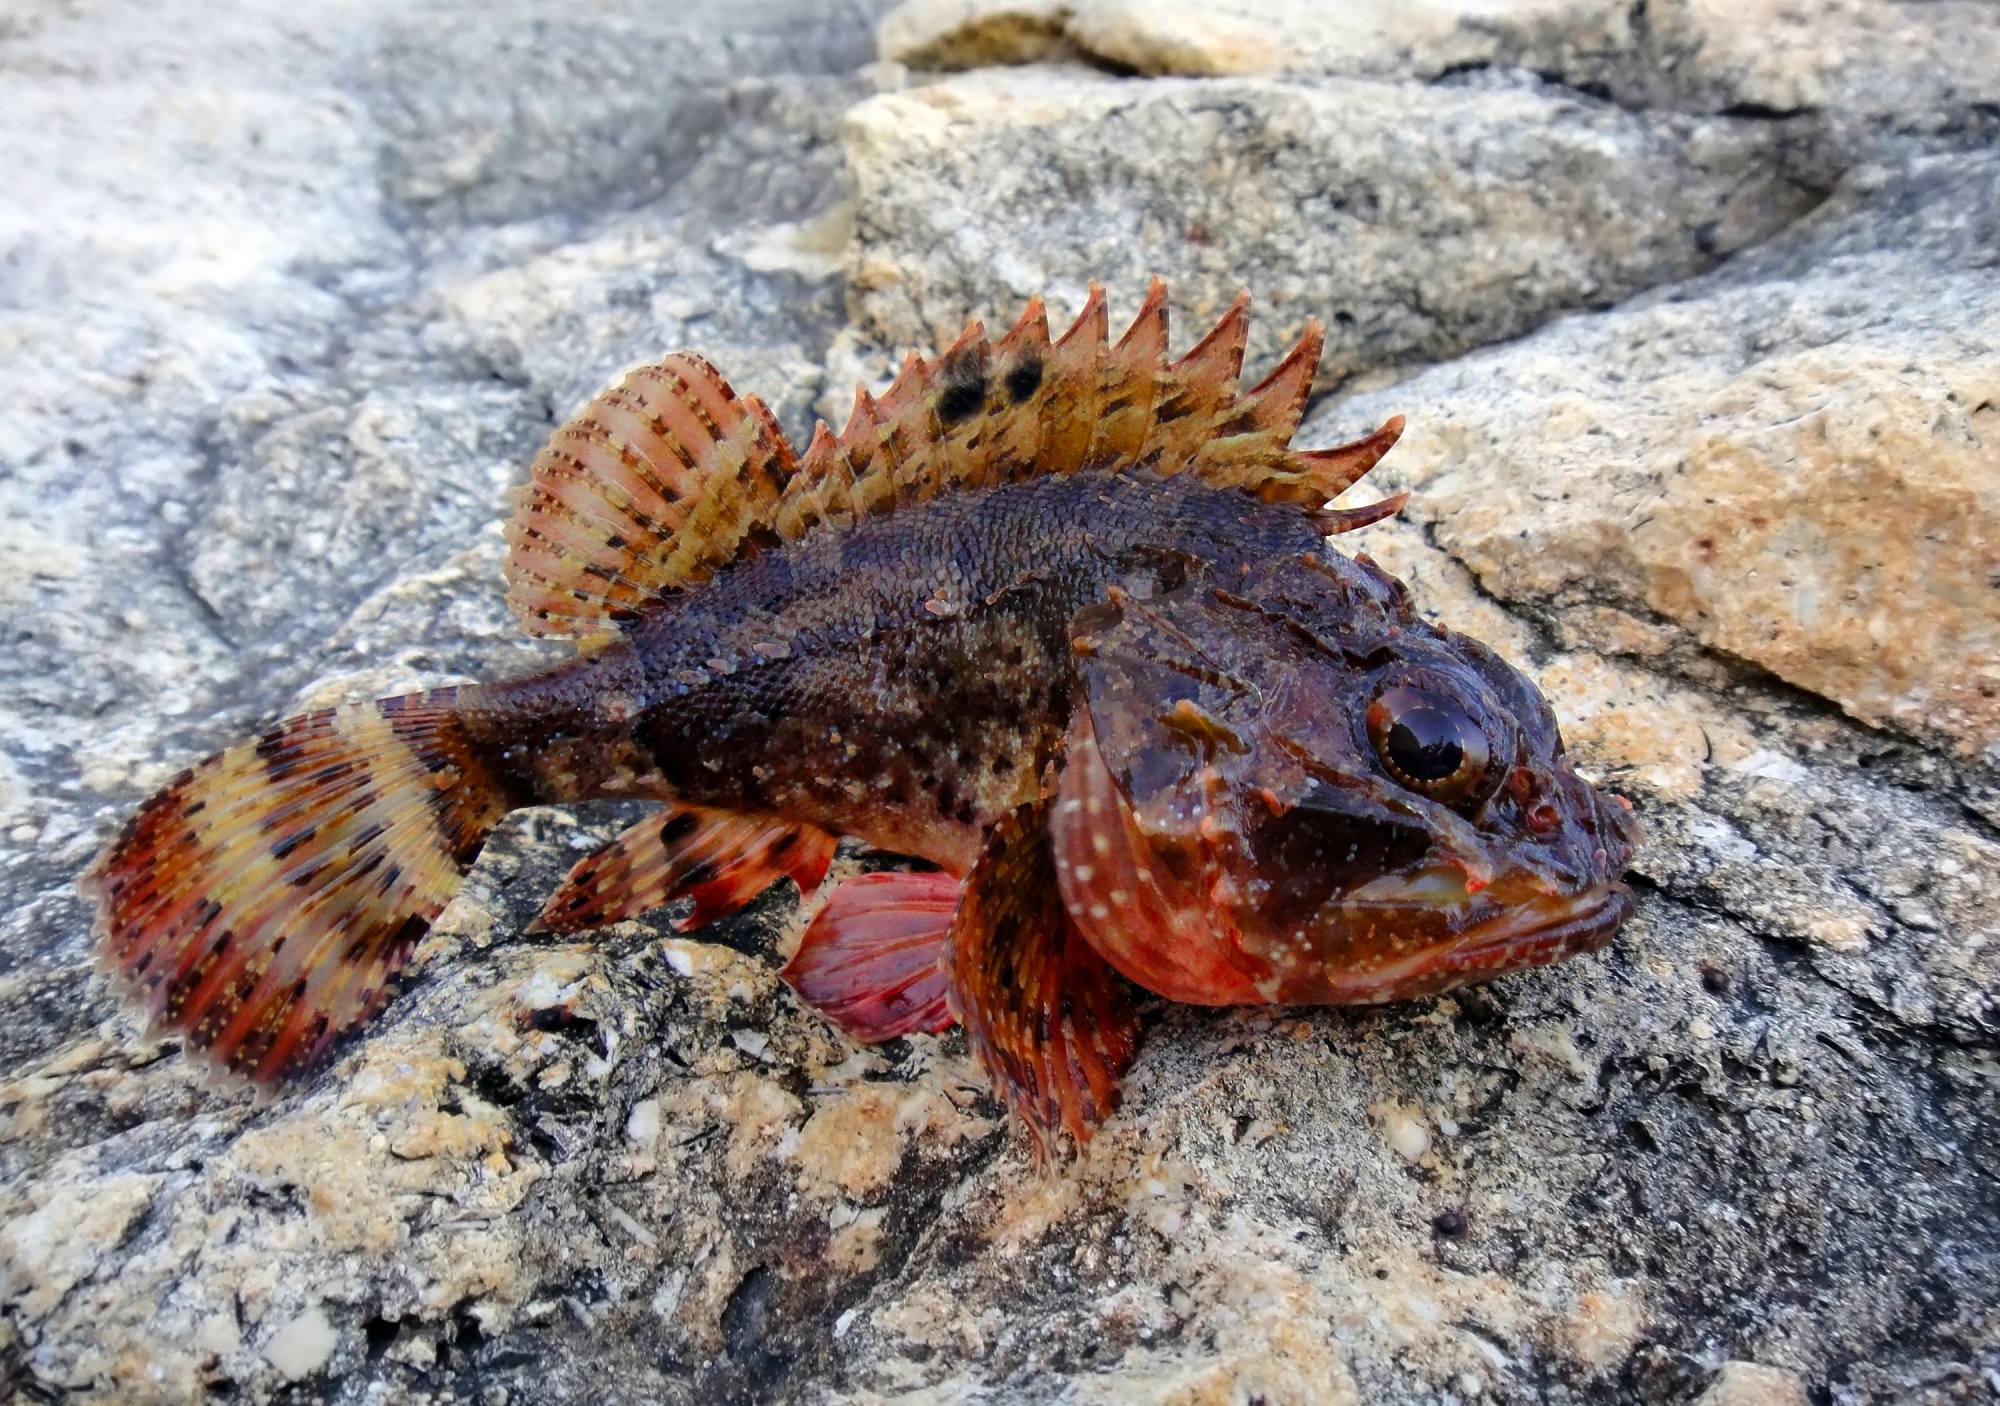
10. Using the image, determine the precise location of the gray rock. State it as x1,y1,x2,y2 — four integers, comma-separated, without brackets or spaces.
844,67,1834,387
879,0,2000,150
1,1,1994,1403
1313,152,2000,761
367,0,884,227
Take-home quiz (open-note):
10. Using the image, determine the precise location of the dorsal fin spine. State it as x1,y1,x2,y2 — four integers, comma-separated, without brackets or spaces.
1083,277,1169,472
1037,284,1108,476
502,283,1405,641
986,297,1053,486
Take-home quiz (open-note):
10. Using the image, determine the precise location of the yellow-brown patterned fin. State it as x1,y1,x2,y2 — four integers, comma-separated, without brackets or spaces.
82,690,519,1083
1143,288,1251,477
504,353,798,640
536,804,835,935
1082,278,1169,471
769,279,1403,538
505,283,1405,641
943,800,1139,1160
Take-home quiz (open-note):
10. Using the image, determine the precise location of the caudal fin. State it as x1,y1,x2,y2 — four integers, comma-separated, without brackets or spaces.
83,689,519,1083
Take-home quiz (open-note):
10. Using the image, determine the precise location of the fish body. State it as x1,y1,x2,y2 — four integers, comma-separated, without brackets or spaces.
87,283,1635,1150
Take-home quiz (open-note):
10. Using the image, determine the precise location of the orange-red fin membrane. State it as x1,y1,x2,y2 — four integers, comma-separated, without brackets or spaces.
82,690,515,1084
506,284,1407,648
1052,708,1268,1007
943,801,1139,1159
538,804,835,935
1082,277,1169,471
781,870,959,1042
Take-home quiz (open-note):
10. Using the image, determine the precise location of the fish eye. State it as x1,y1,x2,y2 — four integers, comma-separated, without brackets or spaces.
1366,685,1493,805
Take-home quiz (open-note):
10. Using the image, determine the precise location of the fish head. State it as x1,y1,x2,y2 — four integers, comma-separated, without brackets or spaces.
1055,561,1637,1007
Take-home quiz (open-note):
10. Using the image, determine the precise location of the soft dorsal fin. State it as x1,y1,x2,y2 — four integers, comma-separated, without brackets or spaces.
504,354,797,640
503,281,1406,640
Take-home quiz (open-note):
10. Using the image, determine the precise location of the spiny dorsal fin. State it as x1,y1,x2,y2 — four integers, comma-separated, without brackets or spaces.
503,282,1403,641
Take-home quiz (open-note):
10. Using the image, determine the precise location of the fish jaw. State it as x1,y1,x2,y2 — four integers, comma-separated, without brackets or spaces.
1053,706,1636,1008
1273,870,1635,1005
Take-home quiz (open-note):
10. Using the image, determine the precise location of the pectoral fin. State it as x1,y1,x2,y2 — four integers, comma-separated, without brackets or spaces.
944,801,1139,1157
781,870,959,1043
538,804,835,934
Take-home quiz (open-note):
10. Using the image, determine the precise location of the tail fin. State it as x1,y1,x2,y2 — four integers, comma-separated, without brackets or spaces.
83,689,519,1083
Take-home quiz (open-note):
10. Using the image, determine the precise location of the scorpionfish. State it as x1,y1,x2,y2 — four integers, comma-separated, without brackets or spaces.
88,281,1637,1152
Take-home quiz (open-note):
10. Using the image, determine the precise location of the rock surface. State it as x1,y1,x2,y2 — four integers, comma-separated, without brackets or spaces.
844,66,1833,385
2,2,1996,1405
880,0,2000,143
1314,153,2000,760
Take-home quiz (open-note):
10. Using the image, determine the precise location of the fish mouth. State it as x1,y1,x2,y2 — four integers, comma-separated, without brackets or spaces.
1306,878,1636,1005
1446,880,1635,969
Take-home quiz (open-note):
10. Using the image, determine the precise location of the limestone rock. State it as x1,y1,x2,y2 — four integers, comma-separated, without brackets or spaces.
1315,152,2000,759
875,0,1594,79
368,0,883,226
1064,0,1533,79
877,0,2000,141
1696,1360,1812,1406
876,0,1075,70
845,67,1830,381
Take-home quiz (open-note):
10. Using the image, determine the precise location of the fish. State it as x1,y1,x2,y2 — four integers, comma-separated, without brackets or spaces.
84,279,1638,1154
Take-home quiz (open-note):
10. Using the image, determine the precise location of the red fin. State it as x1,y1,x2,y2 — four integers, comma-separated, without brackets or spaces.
537,804,835,935
1144,287,1251,478
781,870,959,1042
944,802,1139,1159
1082,276,1169,471
83,690,517,1083
1312,486,1410,535
984,296,1054,483
1036,283,1110,475
1296,413,1405,502
1051,708,1269,1006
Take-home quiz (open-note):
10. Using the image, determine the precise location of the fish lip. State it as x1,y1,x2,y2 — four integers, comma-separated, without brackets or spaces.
1451,880,1636,964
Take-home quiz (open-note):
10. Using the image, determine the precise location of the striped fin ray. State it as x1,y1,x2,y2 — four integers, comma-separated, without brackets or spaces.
503,282,1406,642
84,690,519,1082
942,801,1139,1158
780,869,960,1043
1081,278,1169,472
504,354,798,640
536,803,836,935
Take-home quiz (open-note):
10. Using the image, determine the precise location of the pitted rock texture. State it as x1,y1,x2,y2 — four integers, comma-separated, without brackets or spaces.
2,2,1996,1404
878,0,2000,143
1314,154,2000,761
844,67,1834,385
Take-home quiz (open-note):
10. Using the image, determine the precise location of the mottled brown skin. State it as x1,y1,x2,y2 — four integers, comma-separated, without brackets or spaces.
474,470,1346,868
473,466,1632,1089
1053,554,1635,1010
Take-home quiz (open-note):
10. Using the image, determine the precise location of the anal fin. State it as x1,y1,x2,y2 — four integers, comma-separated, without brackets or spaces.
781,870,959,1043
537,804,836,935
944,801,1139,1158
